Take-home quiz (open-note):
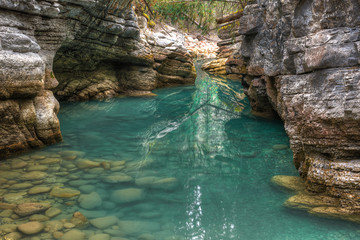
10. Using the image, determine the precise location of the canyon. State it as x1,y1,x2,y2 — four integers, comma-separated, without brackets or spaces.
1,0,360,224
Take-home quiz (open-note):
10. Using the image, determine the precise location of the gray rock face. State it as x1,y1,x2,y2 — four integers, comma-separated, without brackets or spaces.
0,0,196,157
224,0,360,212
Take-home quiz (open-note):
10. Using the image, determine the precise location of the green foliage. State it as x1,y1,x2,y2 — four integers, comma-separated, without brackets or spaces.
144,0,251,34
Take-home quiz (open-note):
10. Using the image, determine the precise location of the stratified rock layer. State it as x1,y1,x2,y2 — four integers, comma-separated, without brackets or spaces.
0,0,196,157
226,0,360,214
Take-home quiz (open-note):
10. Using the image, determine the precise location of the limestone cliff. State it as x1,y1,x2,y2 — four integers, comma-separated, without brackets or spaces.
0,0,196,158
225,0,360,214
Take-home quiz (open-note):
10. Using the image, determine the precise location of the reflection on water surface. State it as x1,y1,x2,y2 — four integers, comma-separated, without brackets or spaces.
0,65,359,240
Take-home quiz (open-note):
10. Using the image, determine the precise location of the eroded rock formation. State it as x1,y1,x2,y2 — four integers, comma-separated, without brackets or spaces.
225,0,360,215
0,0,196,157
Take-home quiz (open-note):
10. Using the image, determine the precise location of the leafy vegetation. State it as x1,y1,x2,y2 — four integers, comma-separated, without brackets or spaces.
138,0,253,34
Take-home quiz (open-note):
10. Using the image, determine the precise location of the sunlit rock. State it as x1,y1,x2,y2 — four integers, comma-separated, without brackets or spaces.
14,202,51,217
90,216,119,229
271,175,305,192
17,221,44,235
61,229,86,240
49,186,80,198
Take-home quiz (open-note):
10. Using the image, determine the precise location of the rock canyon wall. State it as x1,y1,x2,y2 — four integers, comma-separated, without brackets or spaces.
224,0,360,215
0,0,196,158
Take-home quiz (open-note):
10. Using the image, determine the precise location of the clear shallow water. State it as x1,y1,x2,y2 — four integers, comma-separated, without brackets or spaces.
1,66,360,239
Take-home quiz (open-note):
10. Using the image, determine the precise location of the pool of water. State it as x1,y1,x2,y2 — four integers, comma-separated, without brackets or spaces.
1,65,359,239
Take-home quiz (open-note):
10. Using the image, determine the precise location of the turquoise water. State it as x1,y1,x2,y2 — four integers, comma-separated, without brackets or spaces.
54,67,360,239
1,65,359,239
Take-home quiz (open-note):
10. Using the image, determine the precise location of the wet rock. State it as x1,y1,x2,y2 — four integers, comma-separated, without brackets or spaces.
76,160,101,169
14,202,51,216
27,165,49,171
9,182,33,190
63,222,75,229
272,144,289,151
138,233,156,240
0,224,17,234
61,229,86,240
90,216,119,229
28,186,51,195
70,211,88,228
17,221,44,235
3,192,26,203
21,171,47,180
118,220,160,236
79,209,107,219
4,232,22,240
309,207,360,224
39,158,61,165
0,202,16,210
0,209,13,217
271,175,305,192
135,177,159,187
284,193,338,210
11,160,28,169
110,188,144,204
60,151,85,159
102,201,116,210
44,220,64,232
151,178,178,191
78,185,96,194
50,186,80,198
53,231,64,239
89,233,111,240
68,180,88,187
45,207,62,218
78,192,102,210
29,214,50,222
103,173,133,184
1,171,21,180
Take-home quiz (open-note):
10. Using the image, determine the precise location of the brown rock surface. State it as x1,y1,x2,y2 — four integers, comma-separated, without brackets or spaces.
14,202,51,217
0,0,196,158
222,0,360,215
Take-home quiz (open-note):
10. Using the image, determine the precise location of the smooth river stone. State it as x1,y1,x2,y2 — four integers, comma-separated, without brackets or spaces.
44,220,64,232
0,209,13,217
9,182,33,190
76,160,101,169
3,192,26,202
61,229,86,240
79,185,96,194
14,202,51,217
110,188,144,203
27,165,49,171
20,171,47,180
39,158,61,165
28,186,51,195
118,220,160,236
90,216,119,229
29,214,50,222
88,167,105,174
89,233,110,240
11,160,28,169
17,221,44,235
0,171,21,180
60,150,85,158
50,186,80,198
103,173,133,183
151,178,178,191
4,232,22,240
78,192,102,210
68,180,88,187
45,207,62,218
135,176,159,187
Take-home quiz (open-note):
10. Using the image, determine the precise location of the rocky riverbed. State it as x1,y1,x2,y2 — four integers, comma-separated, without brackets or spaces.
0,149,181,240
